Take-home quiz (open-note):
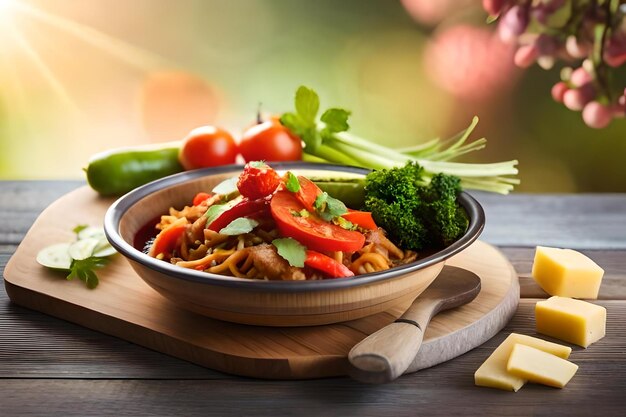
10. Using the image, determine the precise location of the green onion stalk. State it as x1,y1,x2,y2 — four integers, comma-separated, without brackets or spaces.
282,86,519,194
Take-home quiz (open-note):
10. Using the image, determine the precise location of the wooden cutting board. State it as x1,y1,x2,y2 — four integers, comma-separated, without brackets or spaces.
4,186,519,379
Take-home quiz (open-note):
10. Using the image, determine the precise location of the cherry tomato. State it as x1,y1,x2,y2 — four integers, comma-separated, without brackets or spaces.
237,162,281,199
270,190,365,253
179,126,238,170
149,224,186,258
239,121,302,162
192,192,212,206
305,250,354,278
342,210,377,230
207,196,270,232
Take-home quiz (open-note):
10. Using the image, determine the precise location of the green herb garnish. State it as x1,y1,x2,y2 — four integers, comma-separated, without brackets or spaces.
67,256,110,289
272,237,307,267
219,218,259,235
285,171,301,192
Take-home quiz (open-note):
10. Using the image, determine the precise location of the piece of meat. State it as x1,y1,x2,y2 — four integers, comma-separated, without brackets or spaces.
247,243,305,281
365,228,404,259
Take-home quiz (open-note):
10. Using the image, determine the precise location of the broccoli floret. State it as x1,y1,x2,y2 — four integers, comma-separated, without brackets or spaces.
422,173,469,247
364,163,468,251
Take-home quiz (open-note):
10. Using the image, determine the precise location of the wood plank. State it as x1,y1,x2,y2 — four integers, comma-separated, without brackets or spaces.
0,349,624,417
474,192,626,249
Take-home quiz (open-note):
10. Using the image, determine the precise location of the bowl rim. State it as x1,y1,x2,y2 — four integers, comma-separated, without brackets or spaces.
104,162,485,292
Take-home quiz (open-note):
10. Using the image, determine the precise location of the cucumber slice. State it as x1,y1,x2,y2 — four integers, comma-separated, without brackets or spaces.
93,238,117,257
36,243,72,270
313,180,366,209
68,238,100,260
77,226,106,241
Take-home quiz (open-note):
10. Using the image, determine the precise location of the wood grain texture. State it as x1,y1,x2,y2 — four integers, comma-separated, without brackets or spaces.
1,181,626,417
474,192,626,249
4,232,517,379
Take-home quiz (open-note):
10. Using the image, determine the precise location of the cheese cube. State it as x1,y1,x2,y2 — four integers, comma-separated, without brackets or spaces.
507,344,578,388
536,296,606,348
531,246,604,299
474,333,571,392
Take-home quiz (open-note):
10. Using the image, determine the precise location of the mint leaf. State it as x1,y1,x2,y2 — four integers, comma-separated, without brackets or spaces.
295,86,319,124
212,176,239,196
272,238,307,267
219,217,259,235
321,108,350,133
285,171,301,192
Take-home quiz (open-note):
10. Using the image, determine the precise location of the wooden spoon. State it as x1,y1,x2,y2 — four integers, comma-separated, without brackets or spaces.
348,266,481,383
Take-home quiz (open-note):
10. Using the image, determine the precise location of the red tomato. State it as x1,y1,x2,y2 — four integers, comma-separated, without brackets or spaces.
179,126,238,170
305,250,354,278
207,197,270,232
149,224,186,258
237,162,281,199
192,192,212,206
294,176,322,212
270,190,365,253
239,121,302,162
342,211,377,230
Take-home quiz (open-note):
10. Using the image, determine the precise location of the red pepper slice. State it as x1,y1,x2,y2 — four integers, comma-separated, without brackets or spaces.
342,210,377,230
305,250,354,278
149,224,186,258
207,197,270,232
192,192,212,206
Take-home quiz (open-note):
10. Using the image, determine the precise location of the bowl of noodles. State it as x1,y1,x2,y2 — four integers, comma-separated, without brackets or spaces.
104,162,484,326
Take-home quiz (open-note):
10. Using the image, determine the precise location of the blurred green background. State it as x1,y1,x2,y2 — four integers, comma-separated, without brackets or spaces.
1,0,625,191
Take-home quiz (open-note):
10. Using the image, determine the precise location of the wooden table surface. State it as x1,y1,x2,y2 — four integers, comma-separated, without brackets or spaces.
1,181,625,416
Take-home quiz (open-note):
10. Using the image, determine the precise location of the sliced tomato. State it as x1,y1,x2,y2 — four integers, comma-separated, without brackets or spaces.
342,210,377,230
270,190,365,252
149,224,186,257
207,197,270,232
305,250,354,278
192,192,212,206
294,176,322,212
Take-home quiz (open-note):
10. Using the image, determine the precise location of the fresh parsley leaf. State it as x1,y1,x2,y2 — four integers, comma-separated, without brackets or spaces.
72,224,89,235
314,192,348,222
321,108,351,133
285,171,301,192
67,256,110,289
219,217,259,235
295,86,319,124
272,237,307,268
212,176,239,196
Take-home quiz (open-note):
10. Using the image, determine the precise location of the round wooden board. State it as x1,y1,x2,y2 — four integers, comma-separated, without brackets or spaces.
4,186,519,379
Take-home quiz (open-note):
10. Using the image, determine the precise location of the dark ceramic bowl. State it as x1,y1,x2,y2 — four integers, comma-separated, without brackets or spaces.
104,162,484,326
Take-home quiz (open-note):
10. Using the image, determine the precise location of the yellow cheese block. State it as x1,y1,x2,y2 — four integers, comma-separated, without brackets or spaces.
536,296,606,348
474,333,571,392
531,246,604,299
507,344,578,388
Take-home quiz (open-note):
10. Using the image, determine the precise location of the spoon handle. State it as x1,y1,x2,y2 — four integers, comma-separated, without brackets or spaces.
348,318,427,384
349,296,441,383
